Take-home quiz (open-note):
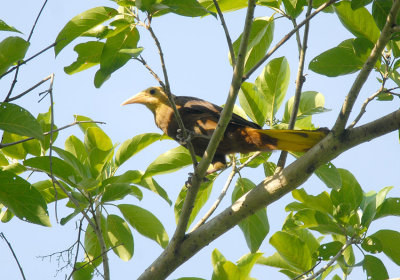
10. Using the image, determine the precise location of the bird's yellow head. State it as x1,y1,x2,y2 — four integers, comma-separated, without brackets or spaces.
121,86,171,113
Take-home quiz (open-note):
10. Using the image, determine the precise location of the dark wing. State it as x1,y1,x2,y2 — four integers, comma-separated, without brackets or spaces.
175,96,261,129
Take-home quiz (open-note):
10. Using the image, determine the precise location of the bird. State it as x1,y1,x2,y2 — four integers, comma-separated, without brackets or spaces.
121,86,328,172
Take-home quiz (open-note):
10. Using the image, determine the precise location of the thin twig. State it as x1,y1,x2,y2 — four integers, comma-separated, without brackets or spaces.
0,120,105,149
191,152,262,231
243,0,337,80
6,75,52,102
66,219,84,280
134,56,165,87
27,0,49,42
94,200,110,280
0,42,57,81
0,232,26,280
304,237,355,280
292,259,322,280
291,18,302,54
333,0,400,133
3,0,49,100
276,0,313,171
212,0,236,66
146,20,199,169
167,0,258,254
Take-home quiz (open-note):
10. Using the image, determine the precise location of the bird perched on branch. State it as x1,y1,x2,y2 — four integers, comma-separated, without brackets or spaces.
122,86,328,172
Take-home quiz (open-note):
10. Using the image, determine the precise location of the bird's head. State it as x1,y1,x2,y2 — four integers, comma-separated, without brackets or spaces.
121,86,171,113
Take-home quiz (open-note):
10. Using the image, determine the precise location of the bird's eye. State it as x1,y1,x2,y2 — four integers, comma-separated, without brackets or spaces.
149,89,156,95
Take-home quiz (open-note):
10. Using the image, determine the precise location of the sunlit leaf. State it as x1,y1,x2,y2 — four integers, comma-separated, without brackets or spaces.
55,6,118,55
0,171,50,226
116,133,165,166
0,36,29,75
239,82,268,126
256,57,290,124
232,178,269,252
369,230,400,265
0,103,43,140
363,255,389,280
334,1,380,43
0,20,22,33
118,204,169,248
144,145,193,177
107,214,134,261
1,132,27,159
64,41,104,74
315,162,342,189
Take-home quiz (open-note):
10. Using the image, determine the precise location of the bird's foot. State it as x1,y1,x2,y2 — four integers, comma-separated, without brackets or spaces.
185,172,210,188
176,128,194,145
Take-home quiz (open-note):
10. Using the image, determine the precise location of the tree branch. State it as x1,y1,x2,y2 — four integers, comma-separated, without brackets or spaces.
276,0,313,171
138,2,257,278
0,232,26,280
304,237,355,280
213,0,236,66
137,107,400,279
6,75,52,102
243,0,337,80
333,0,400,133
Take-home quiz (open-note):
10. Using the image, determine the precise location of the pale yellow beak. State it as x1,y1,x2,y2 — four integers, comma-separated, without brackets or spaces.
121,92,145,106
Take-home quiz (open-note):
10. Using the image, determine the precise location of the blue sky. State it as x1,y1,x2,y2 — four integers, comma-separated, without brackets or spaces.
1,0,400,279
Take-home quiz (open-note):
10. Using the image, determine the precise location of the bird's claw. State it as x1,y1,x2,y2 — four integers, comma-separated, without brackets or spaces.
185,172,210,188
176,128,194,145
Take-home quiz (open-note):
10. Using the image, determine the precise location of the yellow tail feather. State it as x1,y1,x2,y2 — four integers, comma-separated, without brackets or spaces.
257,129,328,152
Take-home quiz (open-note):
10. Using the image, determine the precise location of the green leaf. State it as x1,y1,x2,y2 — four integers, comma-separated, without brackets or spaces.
369,230,400,265
0,103,44,140
362,235,383,254
65,135,88,164
231,16,274,74
118,204,169,248
282,0,306,18
236,252,264,277
95,27,141,88
239,82,268,126
64,41,104,74
55,6,118,55
211,249,240,280
175,174,216,228
315,162,342,189
309,38,373,77
331,168,363,213
72,262,94,280
283,91,330,126
144,145,193,177
33,180,69,203
256,56,290,124
107,214,134,261
316,241,343,260
23,138,41,156
106,170,171,205
116,133,165,166
23,156,80,185
85,126,113,176
37,107,58,152
1,132,27,159
293,209,343,235
53,147,90,178
263,161,276,177
0,36,29,75
363,255,389,280
199,0,248,13
101,183,133,202
372,0,400,31
270,231,312,272
160,0,212,17
256,252,301,273
75,115,100,133
0,171,50,226
84,219,106,267
0,20,22,33
232,178,269,252
334,1,380,43
375,197,400,219
291,188,333,214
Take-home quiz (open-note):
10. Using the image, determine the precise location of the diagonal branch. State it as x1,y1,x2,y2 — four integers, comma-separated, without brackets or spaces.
139,107,400,280
0,232,26,280
333,0,400,133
